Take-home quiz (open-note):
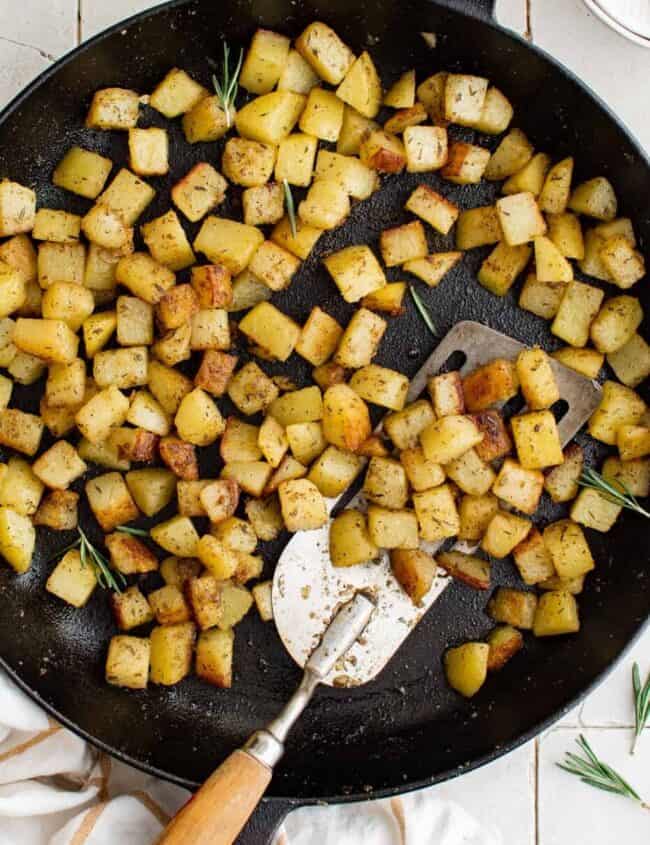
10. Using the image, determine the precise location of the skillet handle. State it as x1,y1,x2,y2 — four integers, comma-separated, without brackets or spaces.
156,748,272,845
434,0,495,20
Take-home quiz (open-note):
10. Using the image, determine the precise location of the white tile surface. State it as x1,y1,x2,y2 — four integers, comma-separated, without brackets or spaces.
1,2,650,844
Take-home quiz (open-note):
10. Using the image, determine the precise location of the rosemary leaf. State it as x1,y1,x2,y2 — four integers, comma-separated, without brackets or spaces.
283,179,298,238
558,734,648,809
116,524,150,538
212,42,243,128
578,467,650,519
632,662,650,755
409,285,438,337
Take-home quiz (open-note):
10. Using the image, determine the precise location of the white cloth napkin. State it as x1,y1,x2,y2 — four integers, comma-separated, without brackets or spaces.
0,669,499,845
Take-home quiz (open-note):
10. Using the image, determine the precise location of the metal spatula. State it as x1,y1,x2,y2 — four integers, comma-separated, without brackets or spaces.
157,321,602,845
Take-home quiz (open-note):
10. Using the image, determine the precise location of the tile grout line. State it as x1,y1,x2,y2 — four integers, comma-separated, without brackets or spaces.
77,0,83,46
525,0,533,40
534,738,540,845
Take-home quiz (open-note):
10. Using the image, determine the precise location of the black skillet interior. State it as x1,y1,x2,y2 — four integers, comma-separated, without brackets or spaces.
0,0,649,810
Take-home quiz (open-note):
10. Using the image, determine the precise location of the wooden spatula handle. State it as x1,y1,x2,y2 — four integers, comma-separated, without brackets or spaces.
157,750,272,845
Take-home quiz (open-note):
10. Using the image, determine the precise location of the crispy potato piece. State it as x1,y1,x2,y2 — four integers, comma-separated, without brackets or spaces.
148,585,191,626
444,74,488,126
496,192,546,246
278,478,327,531
518,272,567,320
384,70,416,108
150,68,208,117
458,493,498,542
367,505,419,549
149,622,196,686
380,221,427,267
441,142,490,184
444,642,489,698
236,91,305,146
390,549,436,605
359,130,407,173
322,384,371,453
516,347,560,410
488,587,537,630
363,457,408,509
570,487,621,532
350,365,409,411
405,185,458,234
240,28,290,93
413,484,459,541
462,359,519,413
533,591,580,636
335,308,386,369
502,153,551,197
420,415,483,465
487,626,523,671
544,443,584,503
428,371,465,418
543,520,594,578
106,635,150,690
295,22,354,85
590,295,642,354
512,526,555,585
437,550,491,590
111,587,154,630
34,489,79,531
607,333,650,388
323,245,386,303
330,509,378,567
105,532,158,575
151,515,200,557
588,380,645,445
455,205,501,250
196,628,234,688
481,510,531,558
384,399,436,451
538,157,573,214
336,52,382,119
182,96,228,143
569,176,617,221
445,448,495,496
125,468,176,517
47,550,97,608
307,445,364,497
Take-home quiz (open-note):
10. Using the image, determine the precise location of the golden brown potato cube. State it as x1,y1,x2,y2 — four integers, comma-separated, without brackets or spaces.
110,586,154,631
487,625,523,672
41,282,93,332
405,185,458,235
0,180,36,236
516,347,560,411
115,252,175,304
86,87,139,130
502,153,551,197
349,365,409,412
322,384,371,453
495,193,546,248
329,509,378,567
34,489,78,531
114,296,152,347
97,168,155,227
239,302,301,362
569,176,617,221
441,142,490,185
106,531,158,576
445,448,495,497
390,549,436,606
240,28,290,93
245,495,284,541
607,333,650,388
47,549,97,608
511,410,563,470
227,361,278,415
444,642,489,698
128,127,168,177
194,350,237,398
45,358,86,409
174,387,224,446
151,515,200,558
124,469,175,518
481,510,531,558
599,235,645,289
142,210,195,272
278,48,320,94
248,241,300,292
146,363,191,419
444,73,488,125
402,125,447,173
413,483,459,541
313,149,378,200
37,242,86,288
543,443,583,503
295,22,354,85
0,233,37,283
533,590,580,637
518,272,566,320
278,478,327,531
404,252,462,288
235,91,305,146
85,471,138,532
148,585,191,626
0,407,43,456
154,285,198,334
33,209,81,243
547,212,584,260
588,380,645,445
105,635,150,690
359,130,406,173
271,217,322,263
298,179,350,230
336,51,382,119
232,550,262,583
539,574,584,594
384,399,435,451
242,183,285,227
570,487,622,533
458,493,498,541
551,280,604,348
484,128,533,181
455,205,501,251
420,414,483,464
53,147,113,200
93,347,148,390
334,308,386,369
149,622,196,686
488,587,537,630
171,163,227,224
361,282,407,315
216,582,254,630
222,137,276,188
191,264,232,310
380,221,427,268
534,235,573,283
367,505,419,549
336,104,379,156
293,89,341,145
511,526,555,585
618,425,650,460
190,308,230,351
150,68,208,118
83,312,116,358
307,445,364,497
295,307,343,367
543,519,594,578
110,427,159,463
196,628,234,688
182,95,228,143
383,69,416,109
263,455,307,495
197,480,239,525
538,157,573,214
437,550,491,590
8,350,45,385
399,447,444,493
0,505,34,573
185,575,223,630
492,458,544,516
220,461,272,497
590,295,642,354
312,361,347,391
363,456,408,509
0,264,26,317
258,416,288,468
176,479,212,517
160,557,202,589
212,517,257,554
428,371,464,418
462,359,519,414
604,454,649,496
81,204,132,252
32,440,86,490
252,581,273,622
323,245,386,303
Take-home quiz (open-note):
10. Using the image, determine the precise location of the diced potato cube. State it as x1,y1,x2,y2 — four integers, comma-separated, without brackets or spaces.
128,127,168,177
420,415,482,464
321,384,371,453
570,487,621,532
569,176,617,221
485,129,534,181
171,163,227,223
403,126,448,173
227,361,278,415
384,399,435,451
481,510,531,558
496,192,546,246
141,210,195,272
295,23,354,85
190,308,230,351
93,347,148,389
538,157,573,214
86,87,139,129
445,447,495,496
42,282,94,332
502,153,551,197
244,495,284,541
313,150,378,200
238,301,301,362
544,443,584,503
543,519,594,578
159,557,202,588
444,642,489,698
149,68,208,117
0,180,36,236
182,95,228,143
175,387,224,446
111,586,154,631
360,130,406,173
284,422,325,465
363,456,408,509
47,549,97,608
335,51,381,119
236,91,305,146
83,312,116,357
380,221,427,267
268,386,322,428
516,347,560,410
105,635,150,689
349,364,409,411
588,380,645,445
194,217,264,275
186,575,223,630
221,461,272,497
249,240,300,292
295,307,343,367
600,235,645,289
329,509,377,567
383,69,415,108
149,622,196,686
511,410,563,470
199,480,240,525
607,333,650,388
191,264,232,310
512,527,555,585
115,252,174,304
486,625,523,671
240,28,291,94
390,548,436,606
440,142,490,184
33,209,81,243
546,212,584,260
534,235,573,282
337,105,379,156
242,183,285,227
53,147,113,199
151,515,200,557
437,550,491,590
323,245,386,303
0,408,44,456
477,242,531,296
148,585,191,625
488,588,537,629
307,445,363,497
334,308,386,369
277,49,320,94
37,242,86,288
413,484,459,541
148,361,193,416
533,591,580,637
405,185,458,235
590,295,642,354
278,478,327,531
618,425,650,460
32,440,86,490
85,471,138,532
458,493,499,541
298,178,350,230
0,457,43,515
271,216,322,261
518,272,567,320
367,505,419,549
126,468,176,517
196,628,234,688
455,205,501,251
222,137,276,188
81,204,132,252
252,581,273,622
551,280,605,347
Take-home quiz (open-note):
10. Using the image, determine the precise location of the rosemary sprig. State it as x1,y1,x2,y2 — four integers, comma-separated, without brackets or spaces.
558,734,649,809
409,285,438,337
632,662,650,755
116,524,150,538
212,42,243,128
283,179,298,238
48,528,126,593
578,467,650,518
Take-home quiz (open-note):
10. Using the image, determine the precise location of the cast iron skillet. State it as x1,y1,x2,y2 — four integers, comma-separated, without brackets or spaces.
0,0,649,841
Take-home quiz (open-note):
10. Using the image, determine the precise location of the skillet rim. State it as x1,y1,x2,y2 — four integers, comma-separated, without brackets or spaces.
0,0,648,804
